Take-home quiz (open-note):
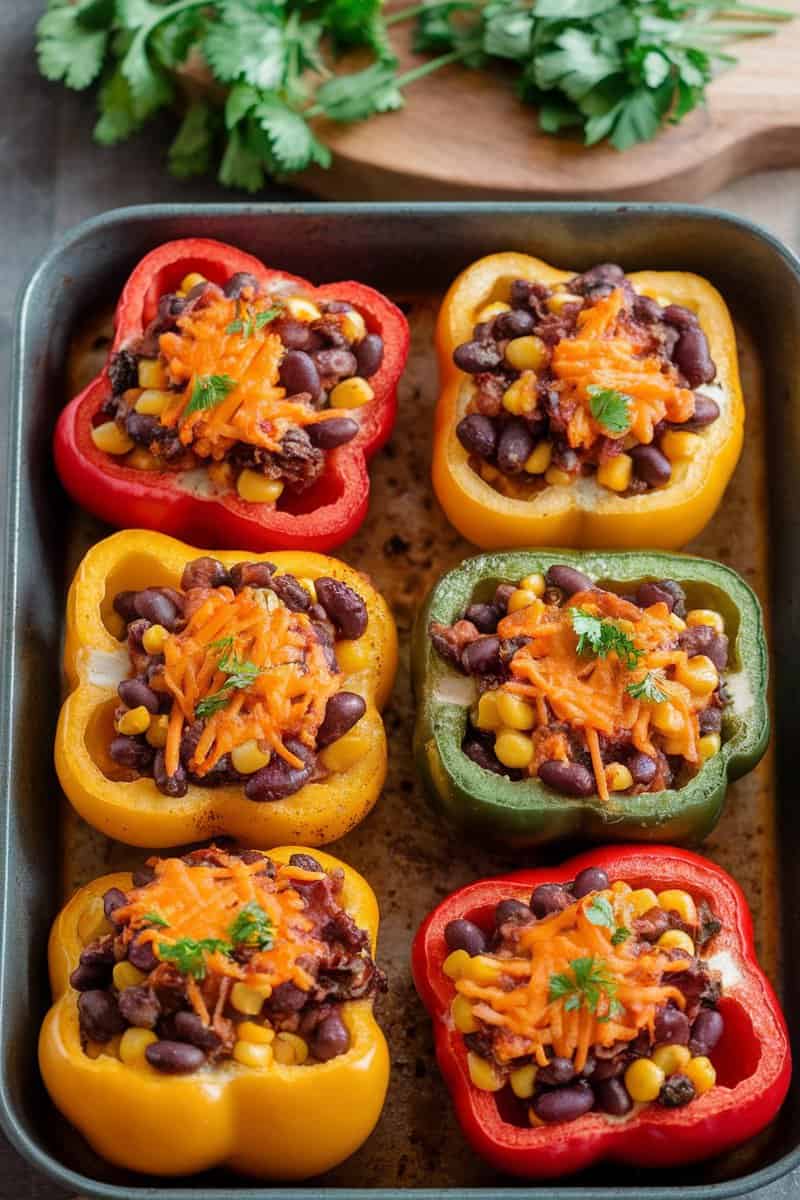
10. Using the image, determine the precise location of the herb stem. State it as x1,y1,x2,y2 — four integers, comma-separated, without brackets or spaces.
385,0,480,25
393,45,476,85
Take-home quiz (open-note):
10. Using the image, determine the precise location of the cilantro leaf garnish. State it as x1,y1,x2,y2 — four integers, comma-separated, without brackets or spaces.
585,895,614,928
157,937,231,980
230,902,275,950
142,911,169,928
195,642,265,718
588,385,632,436
184,374,238,419
571,608,643,670
626,670,668,703
611,926,632,945
548,955,623,1019
227,303,283,339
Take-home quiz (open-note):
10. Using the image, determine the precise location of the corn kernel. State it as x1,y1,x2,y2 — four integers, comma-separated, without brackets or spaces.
597,453,633,493
231,982,269,1015
126,448,161,471
137,359,168,389
476,301,511,323
502,372,538,416
142,624,169,655
652,1044,691,1074
624,1057,665,1102
320,729,369,773
135,388,172,416
698,732,722,762
237,470,284,504
612,880,632,895
330,377,374,409
605,762,633,792
77,897,112,943
475,691,501,732
179,272,206,294
545,466,573,487
495,729,534,769
504,335,548,372
662,430,702,462
119,1028,158,1067
685,1055,716,1095
285,296,321,322
629,888,659,916
524,441,552,475
341,309,367,342
91,421,134,456
451,995,478,1033
661,736,687,756
657,929,695,955
231,739,271,775
443,949,471,980
146,714,169,749
273,1032,309,1065
233,1040,274,1069
237,1021,275,1045
297,577,317,603
496,691,536,731
336,638,370,673
463,956,502,986
510,1064,537,1099
113,961,146,990
668,612,687,632
652,700,684,735
116,705,151,736
686,609,724,634
467,1052,504,1092
519,573,546,597
657,890,697,925
528,1106,545,1127
507,588,540,615
547,292,582,314
675,654,718,697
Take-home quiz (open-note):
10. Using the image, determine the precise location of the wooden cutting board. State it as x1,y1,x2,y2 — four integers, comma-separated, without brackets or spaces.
301,6,800,201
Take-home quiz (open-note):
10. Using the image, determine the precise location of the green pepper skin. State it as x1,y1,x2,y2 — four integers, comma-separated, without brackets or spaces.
412,550,769,849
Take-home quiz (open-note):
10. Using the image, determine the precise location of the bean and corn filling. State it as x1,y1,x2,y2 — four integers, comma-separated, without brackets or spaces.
71,846,386,1075
444,865,724,1126
453,263,721,498
430,564,728,801
109,556,371,801
96,270,385,506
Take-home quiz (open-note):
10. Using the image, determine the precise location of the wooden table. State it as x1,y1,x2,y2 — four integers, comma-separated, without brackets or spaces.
0,1,798,1195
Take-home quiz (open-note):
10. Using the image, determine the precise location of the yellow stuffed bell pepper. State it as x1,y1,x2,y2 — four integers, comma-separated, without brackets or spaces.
56,530,397,847
39,844,390,1179
433,253,743,549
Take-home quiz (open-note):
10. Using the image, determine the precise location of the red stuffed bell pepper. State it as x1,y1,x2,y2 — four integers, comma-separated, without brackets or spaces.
412,846,790,1178
54,238,409,552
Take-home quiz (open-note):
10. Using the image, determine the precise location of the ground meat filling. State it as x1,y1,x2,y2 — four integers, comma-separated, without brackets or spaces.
453,264,721,498
109,557,369,801
444,866,724,1125
95,270,385,505
71,847,386,1074
430,564,728,799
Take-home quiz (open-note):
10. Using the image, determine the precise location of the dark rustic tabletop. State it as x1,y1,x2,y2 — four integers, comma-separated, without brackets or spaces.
1,0,799,1196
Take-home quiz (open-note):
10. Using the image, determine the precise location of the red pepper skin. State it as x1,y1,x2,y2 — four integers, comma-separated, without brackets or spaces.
412,846,791,1178
54,239,409,552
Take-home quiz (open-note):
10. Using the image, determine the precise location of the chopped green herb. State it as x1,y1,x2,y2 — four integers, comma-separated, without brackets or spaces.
626,670,668,703
571,608,643,670
229,902,275,950
183,373,238,418
157,937,231,980
142,911,169,928
585,895,614,928
227,303,283,339
548,955,623,1018
588,385,632,436
195,644,265,718
611,926,632,945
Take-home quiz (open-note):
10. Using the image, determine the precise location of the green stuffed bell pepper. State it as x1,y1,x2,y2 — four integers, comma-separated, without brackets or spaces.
413,551,769,848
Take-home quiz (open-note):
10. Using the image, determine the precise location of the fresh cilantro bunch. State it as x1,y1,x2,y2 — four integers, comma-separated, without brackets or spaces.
571,607,643,669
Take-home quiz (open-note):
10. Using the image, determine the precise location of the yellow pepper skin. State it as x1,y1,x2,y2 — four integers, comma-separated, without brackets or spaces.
56,530,397,848
39,846,389,1179
433,253,743,549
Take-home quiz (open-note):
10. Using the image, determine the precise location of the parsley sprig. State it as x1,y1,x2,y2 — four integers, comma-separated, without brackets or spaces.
184,373,238,419
157,936,231,980
588,386,632,436
229,902,275,950
36,0,792,188
195,639,265,718
585,894,632,946
626,670,668,703
227,303,283,339
571,607,643,670
548,955,624,1020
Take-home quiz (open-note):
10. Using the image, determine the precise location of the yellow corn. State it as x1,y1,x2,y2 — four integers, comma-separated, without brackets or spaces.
612,880,632,896
675,654,718,697
146,714,169,749
658,929,695,955
233,1040,274,1069
502,372,538,416
668,612,687,632
462,956,502,986
77,897,112,944
119,1028,158,1067
231,739,271,775
519,573,546,597
545,465,573,487
113,962,146,991
179,272,206,294
330,377,374,409
652,1044,691,1074
137,359,168,389
336,638,370,673
657,889,697,925
297,577,317,603
273,1032,309,1065
652,701,684,735
686,609,724,634
624,1057,665,1102
474,691,501,732
698,732,722,762
91,421,134,456
496,692,536,731
142,624,169,655
443,949,471,980
451,995,478,1034
237,470,284,504
320,729,369,773
504,335,548,372
547,292,582,314
134,388,172,416
605,762,633,792
494,729,534,769
285,296,321,322
467,1052,504,1092
126,448,161,471
341,309,367,342
510,1064,537,1099
661,430,702,462
524,442,552,475
231,982,269,1015
237,1021,275,1045
629,888,659,916
597,453,633,493
685,1055,716,1095
116,705,151,736
477,301,511,323
507,588,541,615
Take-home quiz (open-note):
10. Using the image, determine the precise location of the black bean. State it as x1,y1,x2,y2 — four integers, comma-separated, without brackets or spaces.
146,1040,206,1074
223,272,260,298
311,1013,351,1061
271,317,310,351
659,579,687,618
592,1056,627,1082
538,1056,576,1086
103,887,127,922
636,580,679,612
317,692,366,748
180,556,229,590
132,864,156,888
673,326,716,388
495,309,535,338
510,280,536,308
464,603,501,634
268,980,309,1013
678,625,728,671
128,936,158,974
245,740,315,802
545,565,594,595
113,590,139,623
279,350,321,401
689,1008,724,1056
289,852,323,872
80,938,115,969
308,417,359,449
444,919,486,957
628,751,658,786
633,295,663,324
118,985,160,1029
575,263,625,293
355,333,384,378
634,906,670,942
78,990,125,1042
453,340,503,374
314,578,367,639
530,883,571,918
683,394,720,429
533,1082,595,1123
595,1077,633,1116
70,961,111,991
572,867,609,898
659,1073,695,1107
109,734,154,772
654,1005,690,1045
494,584,515,612
494,899,532,926
698,707,722,735
456,414,497,460
118,678,160,714
538,760,595,798
462,736,510,777
461,635,502,676
630,445,671,488
269,573,312,613
173,1011,222,1050
230,561,276,590
314,348,358,378
497,419,534,475
134,588,179,630
153,751,189,798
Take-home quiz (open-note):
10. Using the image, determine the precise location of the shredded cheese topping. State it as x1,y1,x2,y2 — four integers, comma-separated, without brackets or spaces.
159,585,342,778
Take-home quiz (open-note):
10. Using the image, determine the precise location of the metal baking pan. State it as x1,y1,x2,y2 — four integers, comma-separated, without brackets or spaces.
3,202,799,1198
